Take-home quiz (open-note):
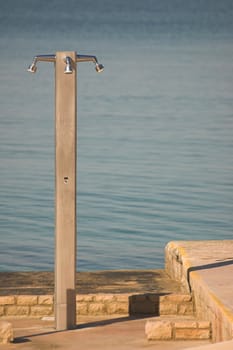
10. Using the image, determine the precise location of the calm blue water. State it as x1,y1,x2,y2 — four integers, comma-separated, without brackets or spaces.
0,0,233,271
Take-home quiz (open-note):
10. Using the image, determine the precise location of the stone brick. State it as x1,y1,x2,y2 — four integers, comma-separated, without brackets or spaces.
0,321,13,344
174,321,197,328
17,295,37,306
6,306,29,316
160,294,191,302
30,306,53,317
38,295,53,305
76,294,85,302
76,294,94,302
175,328,210,340
106,302,128,315
198,321,210,329
0,296,15,305
147,294,160,303
88,303,106,315
94,294,115,302
131,294,146,302
77,303,88,315
115,294,129,302
177,302,194,315
130,300,156,315
159,302,177,315
0,306,5,316
145,320,172,340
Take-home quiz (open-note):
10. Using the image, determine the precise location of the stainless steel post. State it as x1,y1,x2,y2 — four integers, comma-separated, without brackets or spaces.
55,51,77,330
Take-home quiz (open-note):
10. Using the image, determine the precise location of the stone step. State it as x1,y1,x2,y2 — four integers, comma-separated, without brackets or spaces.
145,317,211,341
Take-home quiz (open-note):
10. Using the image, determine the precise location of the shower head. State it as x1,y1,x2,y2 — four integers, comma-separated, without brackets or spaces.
95,62,104,73
64,56,73,74
27,60,37,73
27,55,56,73
27,53,104,74
76,54,104,73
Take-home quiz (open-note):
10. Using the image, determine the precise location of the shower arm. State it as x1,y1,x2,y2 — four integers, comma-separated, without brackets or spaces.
33,54,56,62
76,54,98,63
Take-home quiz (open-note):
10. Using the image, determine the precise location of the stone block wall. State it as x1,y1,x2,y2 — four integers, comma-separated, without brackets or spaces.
76,294,129,316
0,292,193,318
0,295,54,318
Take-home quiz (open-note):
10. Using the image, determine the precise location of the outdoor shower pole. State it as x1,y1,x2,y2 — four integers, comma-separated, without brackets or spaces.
55,51,77,330
27,50,103,331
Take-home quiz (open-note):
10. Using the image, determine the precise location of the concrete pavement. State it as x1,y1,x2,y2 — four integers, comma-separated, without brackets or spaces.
0,316,210,350
185,340,233,350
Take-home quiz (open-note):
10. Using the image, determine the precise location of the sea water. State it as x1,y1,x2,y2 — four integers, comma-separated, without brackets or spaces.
0,0,233,271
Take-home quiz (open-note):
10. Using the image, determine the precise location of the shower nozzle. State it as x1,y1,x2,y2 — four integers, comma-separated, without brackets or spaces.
27,61,37,73
27,55,56,73
27,53,104,74
95,63,104,73
64,56,73,74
